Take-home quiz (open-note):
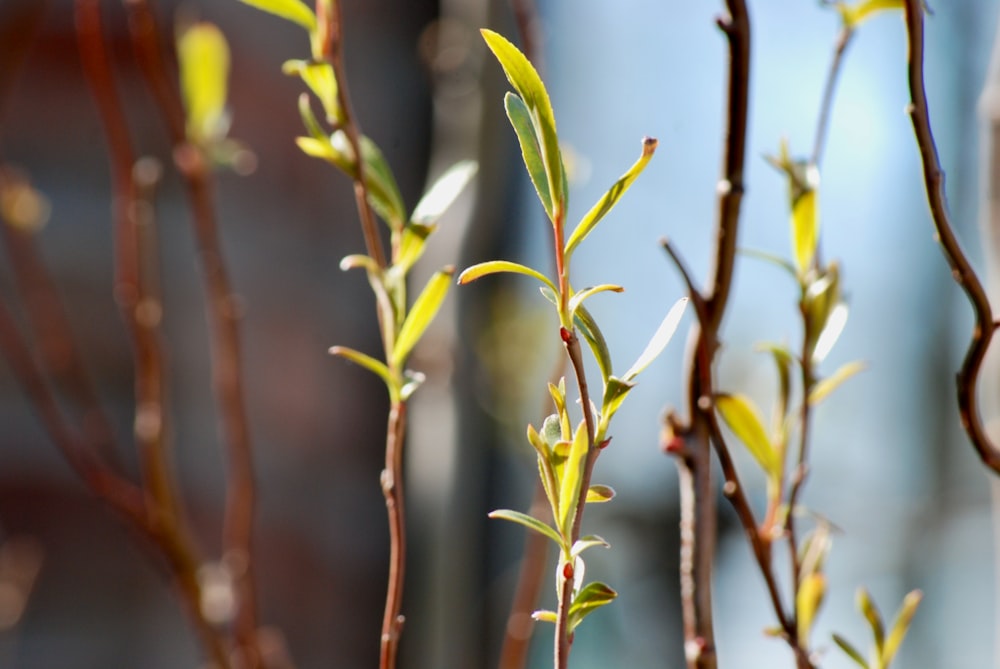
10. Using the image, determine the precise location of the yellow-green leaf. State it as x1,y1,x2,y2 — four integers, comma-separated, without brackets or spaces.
792,187,819,276
882,590,922,666
328,345,392,390
567,581,617,632
235,0,316,32
411,160,478,225
505,92,553,220
178,22,230,146
585,484,615,503
392,267,454,365
857,587,885,655
489,509,563,547
557,420,589,538
482,29,564,217
623,297,688,381
283,59,340,123
564,136,657,258
833,633,869,668
567,284,624,318
840,0,904,27
531,609,558,624
809,360,866,406
715,393,780,476
796,572,826,644
458,260,556,292
573,302,613,383
570,535,609,557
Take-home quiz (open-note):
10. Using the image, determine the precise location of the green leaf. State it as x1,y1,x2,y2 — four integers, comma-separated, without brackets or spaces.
857,588,885,656
573,302,613,382
283,59,340,123
600,376,634,423
531,609,558,624
833,633,870,668
796,572,826,644
178,22,230,146
715,393,780,477
839,0,905,27
567,284,624,318
411,160,479,225
757,342,795,425
557,420,589,538
882,590,922,666
792,187,819,276
394,223,435,274
570,535,610,557
297,93,327,141
808,360,866,406
623,297,688,381
740,248,798,279
482,30,564,217
564,136,658,258
585,485,615,503
235,0,316,32
504,92,553,219
342,132,407,231
489,509,563,547
392,267,454,365
328,345,392,390
567,581,617,632
458,260,556,292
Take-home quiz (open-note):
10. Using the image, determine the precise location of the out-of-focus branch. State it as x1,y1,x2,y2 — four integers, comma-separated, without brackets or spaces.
812,25,855,167
902,0,1000,474
122,0,262,662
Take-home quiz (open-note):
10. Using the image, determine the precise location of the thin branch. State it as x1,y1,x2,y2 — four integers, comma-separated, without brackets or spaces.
812,26,855,167
379,401,408,669
902,0,1000,473
122,0,262,660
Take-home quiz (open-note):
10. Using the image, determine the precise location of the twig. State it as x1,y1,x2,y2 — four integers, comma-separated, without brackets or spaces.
122,0,262,660
380,402,408,669
902,0,1000,473
812,25,855,167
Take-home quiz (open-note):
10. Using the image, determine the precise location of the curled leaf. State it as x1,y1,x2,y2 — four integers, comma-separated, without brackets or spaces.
489,509,563,547
458,260,556,293
567,284,624,318
328,346,392,391
570,535,610,557
585,485,615,503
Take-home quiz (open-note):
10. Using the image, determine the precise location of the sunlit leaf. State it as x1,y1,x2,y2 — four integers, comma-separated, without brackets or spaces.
532,609,558,624
600,376,634,423
235,0,316,32
808,360,866,406
331,132,407,231
399,370,426,401
392,267,454,365
585,485,615,504
833,633,869,668
394,223,435,274
283,59,340,123
458,260,556,293
839,0,905,28
573,302,613,383
557,420,589,538
882,590,922,666
796,572,826,644
178,22,230,146
792,187,819,276
489,509,563,546
411,161,479,225
339,254,379,273
328,345,392,390
857,588,885,655
567,284,624,317
482,30,564,217
715,393,780,476
505,92,552,219
623,298,688,381
571,535,610,557
296,93,327,140
564,136,657,258
812,302,849,363
567,581,617,632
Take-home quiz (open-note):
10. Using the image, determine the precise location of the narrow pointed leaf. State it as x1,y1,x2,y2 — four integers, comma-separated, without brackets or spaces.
178,22,230,146
557,420,589,537
740,247,799,278
330,132,407,231
532,609,558,624
792,187,819,276
567,284,624,317
813,302,849,362
395,222,436,274
623,297,688,380
715,393,780,476
796,572,826,643
882,590,922,666
842,0,905,27
328,346,392,389
284,59,339,122
568,581,617,632
297,93,327,140
570,535,610,557
393,267,454,365
482,30,564,215
809,360,866,406
601,376,634,422
411,160,479,225
489,509,563,546
857,587,885,655
573,303,613,382
564,137,658,257
235,0,316,32
458,260,556,292
585,484,615,503
832,633,870,668
505,92,552,219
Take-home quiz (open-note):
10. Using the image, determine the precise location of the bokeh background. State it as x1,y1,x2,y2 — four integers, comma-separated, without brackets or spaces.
0,1,998,668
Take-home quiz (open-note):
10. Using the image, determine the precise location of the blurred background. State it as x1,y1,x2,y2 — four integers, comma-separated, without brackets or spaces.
0,0,998,668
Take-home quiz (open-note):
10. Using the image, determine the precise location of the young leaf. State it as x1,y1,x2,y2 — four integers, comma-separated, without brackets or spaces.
392,267,454,365
283,59,339,123
600,376,635,424
796,572,826,644
857,587,885,655
567,284,625,318
556,420,589,538
394,223,435,274
585,484,615,503
505,93,553,220
570,535,610,558
235,0,316,33
808,360,866,406
573,302,614,383
297,93,327,141
489,509,564,547
833,633,870,668
532,609,558,624
623,297,688,381
328,345,392,391
339,254,379,273
564,136,658,258
757,342,795,426
178,22,230,146
411,161,479,225
567,581,617,632
840,0,905,27
812,302,849,363
740,247,798,279
331,132,407,231
715,393,780,476
458,260,556,292
792,187,819,276
482,29,564,216
881,590,922,666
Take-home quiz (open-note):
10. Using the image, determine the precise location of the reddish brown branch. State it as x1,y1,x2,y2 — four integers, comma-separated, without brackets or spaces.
902,0,1000,473
379,401,408,669
122,0,261,660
